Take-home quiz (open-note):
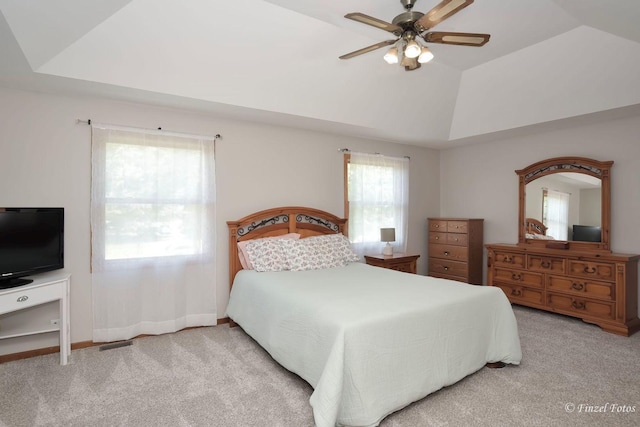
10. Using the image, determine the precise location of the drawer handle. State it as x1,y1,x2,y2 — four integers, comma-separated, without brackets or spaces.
502,256,513,263
571,282,585,291
444,251,450,256
435,236,439,240
17,295,29,303
511,273,522,281
454,238,459,242
571,300,586,310
511,289,522,297
435,224,440,228
444,266,449,271
540,260,552,269
583,265,597,274
455,225,459,229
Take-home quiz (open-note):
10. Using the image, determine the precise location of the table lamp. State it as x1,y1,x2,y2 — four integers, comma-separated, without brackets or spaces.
380,228,396,256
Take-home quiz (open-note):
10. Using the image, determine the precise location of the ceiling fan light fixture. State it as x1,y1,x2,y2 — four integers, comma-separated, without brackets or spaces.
383,46,399,64
404,39,421,58
418,46,434,63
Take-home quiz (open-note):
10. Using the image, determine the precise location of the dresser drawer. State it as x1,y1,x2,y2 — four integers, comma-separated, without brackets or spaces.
447,233,468,246
547,292,615,321
429,220,448,232
429,232,448,244
568,260,615,282
429,258,468,278
447,221,469,234
527,255,565,274
547,275,614,301
494,267,544,289
429,243,468,262
492,251,526,269
495,283,544,305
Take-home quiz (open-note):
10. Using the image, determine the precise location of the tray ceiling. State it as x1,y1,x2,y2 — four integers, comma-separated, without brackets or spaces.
1,0,640,147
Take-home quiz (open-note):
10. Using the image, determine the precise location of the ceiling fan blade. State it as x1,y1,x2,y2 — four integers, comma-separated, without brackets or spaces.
415,0,474,32
424,31,490,46
345,13,403,35
339,39,398,60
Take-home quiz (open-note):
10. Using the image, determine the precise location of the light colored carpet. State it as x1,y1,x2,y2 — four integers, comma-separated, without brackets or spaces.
1,306,639,427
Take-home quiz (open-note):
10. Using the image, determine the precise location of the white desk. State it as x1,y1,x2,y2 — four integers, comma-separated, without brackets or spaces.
0,271,71,365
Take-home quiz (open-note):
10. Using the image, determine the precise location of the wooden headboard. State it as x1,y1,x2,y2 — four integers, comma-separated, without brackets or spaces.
227,206,347,289
525,218,548,236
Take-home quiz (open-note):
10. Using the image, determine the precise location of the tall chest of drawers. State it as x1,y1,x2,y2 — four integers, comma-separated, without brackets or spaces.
486,243,640,336
428,218,484,284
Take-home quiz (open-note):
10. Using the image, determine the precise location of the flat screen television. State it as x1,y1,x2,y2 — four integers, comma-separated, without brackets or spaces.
572,224,601,243
0,208,64,289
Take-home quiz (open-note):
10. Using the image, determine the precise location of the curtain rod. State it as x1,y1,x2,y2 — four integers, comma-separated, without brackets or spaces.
339,148,410,160
76,119,221,140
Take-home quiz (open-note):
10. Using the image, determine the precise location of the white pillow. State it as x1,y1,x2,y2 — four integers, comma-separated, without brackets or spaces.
244,238,291,272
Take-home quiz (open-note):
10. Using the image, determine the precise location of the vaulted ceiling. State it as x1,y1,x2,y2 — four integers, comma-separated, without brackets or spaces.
1,0,640,147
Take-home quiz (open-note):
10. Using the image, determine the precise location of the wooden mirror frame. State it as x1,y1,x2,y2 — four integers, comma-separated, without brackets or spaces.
517,157,613,252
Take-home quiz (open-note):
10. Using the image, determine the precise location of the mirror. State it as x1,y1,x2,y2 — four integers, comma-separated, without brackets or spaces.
517,157,613,252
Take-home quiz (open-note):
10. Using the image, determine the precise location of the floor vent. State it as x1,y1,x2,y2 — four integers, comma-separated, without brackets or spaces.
99,340,133,351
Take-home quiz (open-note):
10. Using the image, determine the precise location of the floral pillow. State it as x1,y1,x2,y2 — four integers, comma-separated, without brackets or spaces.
283,238,345,271
237,233,300,269
330,234,360,263
244,238,291,272
283,234,360,271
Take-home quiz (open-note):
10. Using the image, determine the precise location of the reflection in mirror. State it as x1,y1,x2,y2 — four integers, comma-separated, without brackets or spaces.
525,172,601,241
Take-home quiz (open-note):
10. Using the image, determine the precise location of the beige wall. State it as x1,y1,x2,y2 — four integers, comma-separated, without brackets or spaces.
439,115,640,310
0,87,440,355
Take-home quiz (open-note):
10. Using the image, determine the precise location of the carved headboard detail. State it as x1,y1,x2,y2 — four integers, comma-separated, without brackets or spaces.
227,206,347,288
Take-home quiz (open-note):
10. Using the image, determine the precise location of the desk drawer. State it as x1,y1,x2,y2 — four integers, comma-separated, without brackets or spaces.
0,280,65,314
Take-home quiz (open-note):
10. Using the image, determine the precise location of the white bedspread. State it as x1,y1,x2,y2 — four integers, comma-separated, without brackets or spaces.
226,263,522,427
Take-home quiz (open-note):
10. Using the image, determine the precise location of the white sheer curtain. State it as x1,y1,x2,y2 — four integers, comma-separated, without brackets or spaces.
543,189,570,240
91,124,216,342
347,152,409,258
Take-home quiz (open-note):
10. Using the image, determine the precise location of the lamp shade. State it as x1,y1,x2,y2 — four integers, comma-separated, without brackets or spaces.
404,40,421,58
383,46,399,64
380,228,396,243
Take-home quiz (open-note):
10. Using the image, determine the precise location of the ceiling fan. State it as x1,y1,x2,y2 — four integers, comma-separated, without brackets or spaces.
339,0,490,71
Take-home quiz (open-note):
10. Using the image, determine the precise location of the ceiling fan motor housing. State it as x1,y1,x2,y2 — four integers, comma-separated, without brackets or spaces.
392,11,424,32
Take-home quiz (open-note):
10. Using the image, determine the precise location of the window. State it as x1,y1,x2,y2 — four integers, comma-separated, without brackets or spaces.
542,188,570,240
91,126,215,267
344,152,409,257
90,124,217,343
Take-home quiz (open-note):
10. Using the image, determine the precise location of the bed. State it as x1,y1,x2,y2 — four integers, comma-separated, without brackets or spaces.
525,217,556,240
226,207,522,427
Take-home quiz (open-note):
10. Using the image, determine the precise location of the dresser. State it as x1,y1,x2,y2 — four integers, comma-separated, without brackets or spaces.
427,218,484,284
364,253,420,274
486,244,640,336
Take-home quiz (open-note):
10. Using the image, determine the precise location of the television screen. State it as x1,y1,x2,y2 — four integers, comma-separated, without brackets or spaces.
0,208,64,289
572,224,601,243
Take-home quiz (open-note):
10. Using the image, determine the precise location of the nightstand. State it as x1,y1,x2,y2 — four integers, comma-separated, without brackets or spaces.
364,253,420,274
